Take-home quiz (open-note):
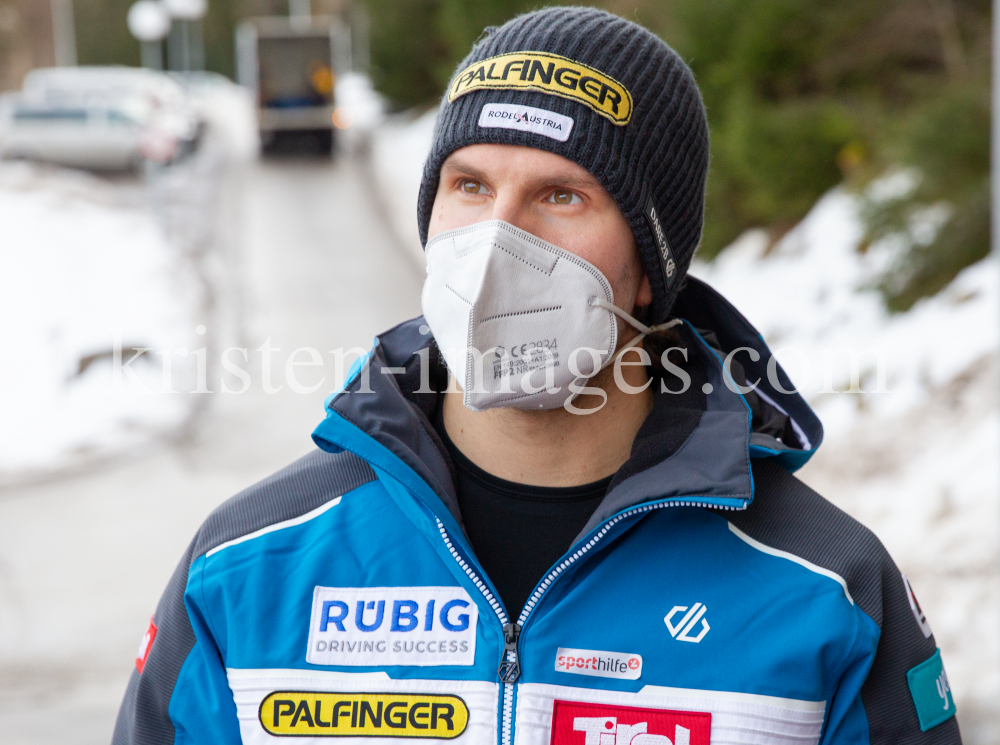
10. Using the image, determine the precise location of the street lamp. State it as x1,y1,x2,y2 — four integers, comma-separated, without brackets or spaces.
127,1,170,70
50,0,77,66
162,0,207,72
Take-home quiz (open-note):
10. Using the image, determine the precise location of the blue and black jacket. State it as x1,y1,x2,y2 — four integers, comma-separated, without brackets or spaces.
113,278,960,745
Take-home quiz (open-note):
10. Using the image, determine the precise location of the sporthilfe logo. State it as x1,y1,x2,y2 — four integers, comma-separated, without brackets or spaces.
554,647,642,680
664,603,710,643
307,586,478,667
550,700,711,745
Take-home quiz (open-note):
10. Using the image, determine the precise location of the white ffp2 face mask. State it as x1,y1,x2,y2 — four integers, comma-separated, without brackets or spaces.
421,220,674,412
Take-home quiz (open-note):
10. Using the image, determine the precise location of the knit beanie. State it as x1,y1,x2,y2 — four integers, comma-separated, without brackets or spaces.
416,6,710,322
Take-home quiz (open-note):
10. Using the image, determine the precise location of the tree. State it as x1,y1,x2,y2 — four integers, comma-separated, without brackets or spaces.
362,0,991,308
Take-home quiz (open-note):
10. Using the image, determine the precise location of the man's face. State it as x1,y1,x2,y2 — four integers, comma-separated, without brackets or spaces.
427,144,652,316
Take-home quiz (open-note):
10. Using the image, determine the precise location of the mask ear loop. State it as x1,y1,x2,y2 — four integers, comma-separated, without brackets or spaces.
588,297,683,347
562,298,684,411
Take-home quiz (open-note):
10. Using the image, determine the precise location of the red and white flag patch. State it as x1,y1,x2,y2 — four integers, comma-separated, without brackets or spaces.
551,700,711,745
135,617,158,674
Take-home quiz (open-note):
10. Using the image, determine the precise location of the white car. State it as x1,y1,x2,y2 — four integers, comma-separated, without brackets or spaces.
0,66,202,171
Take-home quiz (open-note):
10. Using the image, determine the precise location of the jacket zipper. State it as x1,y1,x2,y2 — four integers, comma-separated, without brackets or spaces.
516,498,742,628
435,519,516,745
436,496,745,745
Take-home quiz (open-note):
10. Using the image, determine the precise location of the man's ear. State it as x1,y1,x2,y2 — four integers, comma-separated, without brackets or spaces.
635,274,653,309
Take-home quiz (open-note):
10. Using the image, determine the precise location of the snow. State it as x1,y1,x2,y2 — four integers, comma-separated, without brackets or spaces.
0,162,199,477
0,74,257,482
335,71,386,133
369,107,438,264
691,190,999,736
180,72,260,162
690,190,998,438
369,108,1000,738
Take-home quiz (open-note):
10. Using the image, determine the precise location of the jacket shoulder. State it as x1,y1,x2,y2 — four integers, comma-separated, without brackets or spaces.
191,448,377,559
112,449,376,745
734,457,893,626
734,459,959,744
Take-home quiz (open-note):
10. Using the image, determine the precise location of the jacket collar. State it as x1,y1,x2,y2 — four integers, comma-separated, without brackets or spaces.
312,277,823,538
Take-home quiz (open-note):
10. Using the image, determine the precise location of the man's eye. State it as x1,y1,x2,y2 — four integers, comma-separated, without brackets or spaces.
548,190,582,205
461,180,489,195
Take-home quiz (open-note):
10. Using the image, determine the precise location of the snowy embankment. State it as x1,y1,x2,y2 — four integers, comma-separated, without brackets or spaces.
0,162,199,476
369,110,999,739
691,196,999,738
0,76,257,481
369,108,438,264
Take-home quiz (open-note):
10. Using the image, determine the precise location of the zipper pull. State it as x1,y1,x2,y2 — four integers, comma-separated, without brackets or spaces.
497,622,521,684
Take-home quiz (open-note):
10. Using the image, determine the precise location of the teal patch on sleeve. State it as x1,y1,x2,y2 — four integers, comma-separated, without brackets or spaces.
907,648,956,732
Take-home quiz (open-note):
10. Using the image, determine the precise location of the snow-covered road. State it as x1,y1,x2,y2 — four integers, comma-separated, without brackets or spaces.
0,155,423,744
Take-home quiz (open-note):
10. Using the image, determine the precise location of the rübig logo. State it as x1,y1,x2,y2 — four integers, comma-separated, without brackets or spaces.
307,586,478,667
664,603,710,643
551,700,711,745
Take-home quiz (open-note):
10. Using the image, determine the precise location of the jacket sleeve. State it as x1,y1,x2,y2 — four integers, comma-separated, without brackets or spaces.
819,558,961,744
856,566,961,743
112,449,377,744
111,537,242,745
739,460,962,744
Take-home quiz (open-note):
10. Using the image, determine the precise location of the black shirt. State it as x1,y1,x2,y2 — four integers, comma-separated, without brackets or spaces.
428,336,711,618
434,415,611,617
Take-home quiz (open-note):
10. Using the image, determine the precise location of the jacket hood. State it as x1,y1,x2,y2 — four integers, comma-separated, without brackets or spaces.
312,276,823,541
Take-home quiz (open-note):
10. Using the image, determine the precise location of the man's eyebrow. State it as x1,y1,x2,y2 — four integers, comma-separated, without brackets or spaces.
440,158,492,185
539,172,603,191
441,157,603,192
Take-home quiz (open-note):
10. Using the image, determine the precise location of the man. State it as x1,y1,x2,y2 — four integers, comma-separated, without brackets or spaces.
113,7,960,745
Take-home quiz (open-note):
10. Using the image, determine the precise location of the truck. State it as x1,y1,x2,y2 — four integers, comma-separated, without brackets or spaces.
236,14,350,155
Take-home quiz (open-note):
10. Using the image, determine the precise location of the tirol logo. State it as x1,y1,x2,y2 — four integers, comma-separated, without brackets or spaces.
479,103,574,142
259,692,469,738
307,586,478,667
449,52,633,125
550,700,711,745
554,647,642,681
664,603,710,643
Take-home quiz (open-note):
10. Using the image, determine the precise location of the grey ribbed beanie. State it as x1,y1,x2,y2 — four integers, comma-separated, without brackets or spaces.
416,6,709,322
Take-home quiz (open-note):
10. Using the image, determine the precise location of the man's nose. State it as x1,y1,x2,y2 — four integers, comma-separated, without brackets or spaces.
489,191,531,232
